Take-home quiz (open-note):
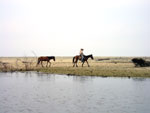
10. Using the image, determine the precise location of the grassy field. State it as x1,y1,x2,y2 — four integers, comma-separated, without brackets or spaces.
0,57,150,77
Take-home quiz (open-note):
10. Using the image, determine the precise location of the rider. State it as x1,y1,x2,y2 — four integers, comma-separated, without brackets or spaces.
79,48,84,62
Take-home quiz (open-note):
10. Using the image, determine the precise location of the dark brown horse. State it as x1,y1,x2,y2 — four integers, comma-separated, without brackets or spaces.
37,56,55,67
73,54,94,67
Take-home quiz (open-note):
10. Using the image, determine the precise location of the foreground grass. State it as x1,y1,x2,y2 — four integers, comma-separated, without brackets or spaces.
0,57,150,77
38,65,150,77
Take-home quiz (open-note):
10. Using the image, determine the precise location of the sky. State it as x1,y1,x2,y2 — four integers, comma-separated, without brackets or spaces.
0,0,150,57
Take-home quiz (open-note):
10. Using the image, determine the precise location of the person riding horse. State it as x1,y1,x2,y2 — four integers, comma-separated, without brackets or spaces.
79,48,84,62
73,49,94,67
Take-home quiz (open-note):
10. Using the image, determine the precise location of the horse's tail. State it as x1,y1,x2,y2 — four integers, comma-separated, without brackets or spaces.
73,57,75,63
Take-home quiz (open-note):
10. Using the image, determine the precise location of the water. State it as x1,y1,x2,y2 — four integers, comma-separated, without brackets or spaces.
0,72,150,113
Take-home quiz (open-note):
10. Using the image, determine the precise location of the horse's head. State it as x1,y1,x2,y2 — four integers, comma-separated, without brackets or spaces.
91,54,94,60
53,57,56,61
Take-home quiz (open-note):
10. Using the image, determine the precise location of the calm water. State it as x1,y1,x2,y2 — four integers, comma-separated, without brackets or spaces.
0,72,150,113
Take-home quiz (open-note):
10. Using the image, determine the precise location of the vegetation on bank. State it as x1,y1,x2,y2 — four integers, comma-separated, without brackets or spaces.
0,57,150,77
38,66,150,77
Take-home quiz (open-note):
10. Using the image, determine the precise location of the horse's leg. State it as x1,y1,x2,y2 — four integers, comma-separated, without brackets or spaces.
76,59,78,67
46,61,48,67
40,61,42,67
36,61,39,67
73,58,77,67
82,61,85,67
73,61,76,67
73,61,75,67
73,57,76,67
86,61,90,67
49,62,51,67
41,61,44,67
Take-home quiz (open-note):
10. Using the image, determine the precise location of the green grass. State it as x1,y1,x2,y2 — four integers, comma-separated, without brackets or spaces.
37,66,150,77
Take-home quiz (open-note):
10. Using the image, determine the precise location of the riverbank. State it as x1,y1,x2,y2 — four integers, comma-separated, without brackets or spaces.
0,57,150,77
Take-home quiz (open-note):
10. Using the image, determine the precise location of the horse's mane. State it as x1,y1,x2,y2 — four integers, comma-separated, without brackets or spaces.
84,54,92,57
47,56,55,59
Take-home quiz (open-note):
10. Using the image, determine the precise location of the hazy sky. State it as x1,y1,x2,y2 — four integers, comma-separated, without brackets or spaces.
0,0,149,56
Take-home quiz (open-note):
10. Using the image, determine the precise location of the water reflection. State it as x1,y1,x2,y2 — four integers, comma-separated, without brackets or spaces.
72,76,93,82
132,78,147,82
0,72,150,113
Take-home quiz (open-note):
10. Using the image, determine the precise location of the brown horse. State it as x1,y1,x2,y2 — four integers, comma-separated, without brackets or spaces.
36,56,55,67
73,54,94,67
